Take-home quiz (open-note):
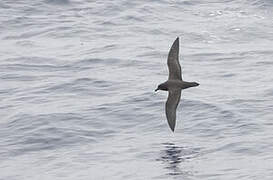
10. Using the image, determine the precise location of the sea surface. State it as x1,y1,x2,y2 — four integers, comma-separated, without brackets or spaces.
1,0,273,179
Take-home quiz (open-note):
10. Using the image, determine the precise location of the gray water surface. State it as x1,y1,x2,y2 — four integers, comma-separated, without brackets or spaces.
1,0,273,179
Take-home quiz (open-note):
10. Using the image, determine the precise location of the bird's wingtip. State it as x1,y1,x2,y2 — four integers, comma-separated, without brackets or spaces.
171,37,179,50
168,122,175,132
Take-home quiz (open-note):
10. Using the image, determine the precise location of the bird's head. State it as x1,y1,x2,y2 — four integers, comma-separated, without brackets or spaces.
155,83,168,92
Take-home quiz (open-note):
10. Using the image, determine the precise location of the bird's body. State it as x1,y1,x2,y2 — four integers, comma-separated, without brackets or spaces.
155,37,199,132
157,80,199,91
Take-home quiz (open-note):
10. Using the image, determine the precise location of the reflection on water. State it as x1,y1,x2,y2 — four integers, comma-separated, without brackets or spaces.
158,142,199,177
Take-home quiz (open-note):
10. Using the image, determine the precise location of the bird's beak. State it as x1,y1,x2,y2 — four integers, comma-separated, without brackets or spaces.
155,88,159,92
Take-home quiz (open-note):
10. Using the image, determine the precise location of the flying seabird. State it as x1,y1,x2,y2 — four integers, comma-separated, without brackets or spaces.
155,37,199,132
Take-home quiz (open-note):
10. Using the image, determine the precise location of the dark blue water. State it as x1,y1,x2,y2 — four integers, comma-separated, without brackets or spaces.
1,0,273,179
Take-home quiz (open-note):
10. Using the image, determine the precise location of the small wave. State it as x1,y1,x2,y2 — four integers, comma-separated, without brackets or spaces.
42,77,114,96
44,0,70,5
73,58,122,69
247,0,273,8
0,74,41,81
0,63,70,72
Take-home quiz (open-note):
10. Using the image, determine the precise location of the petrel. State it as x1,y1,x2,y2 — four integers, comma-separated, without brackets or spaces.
155,37,199,132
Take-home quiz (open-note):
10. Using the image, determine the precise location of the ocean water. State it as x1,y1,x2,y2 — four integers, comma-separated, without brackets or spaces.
1,0,273,179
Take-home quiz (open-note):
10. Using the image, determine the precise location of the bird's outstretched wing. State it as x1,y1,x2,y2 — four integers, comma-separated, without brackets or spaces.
167,37,182,80
165,88,181,132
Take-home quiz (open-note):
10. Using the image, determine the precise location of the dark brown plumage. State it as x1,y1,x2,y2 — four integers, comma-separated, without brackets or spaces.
155,37,199,132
